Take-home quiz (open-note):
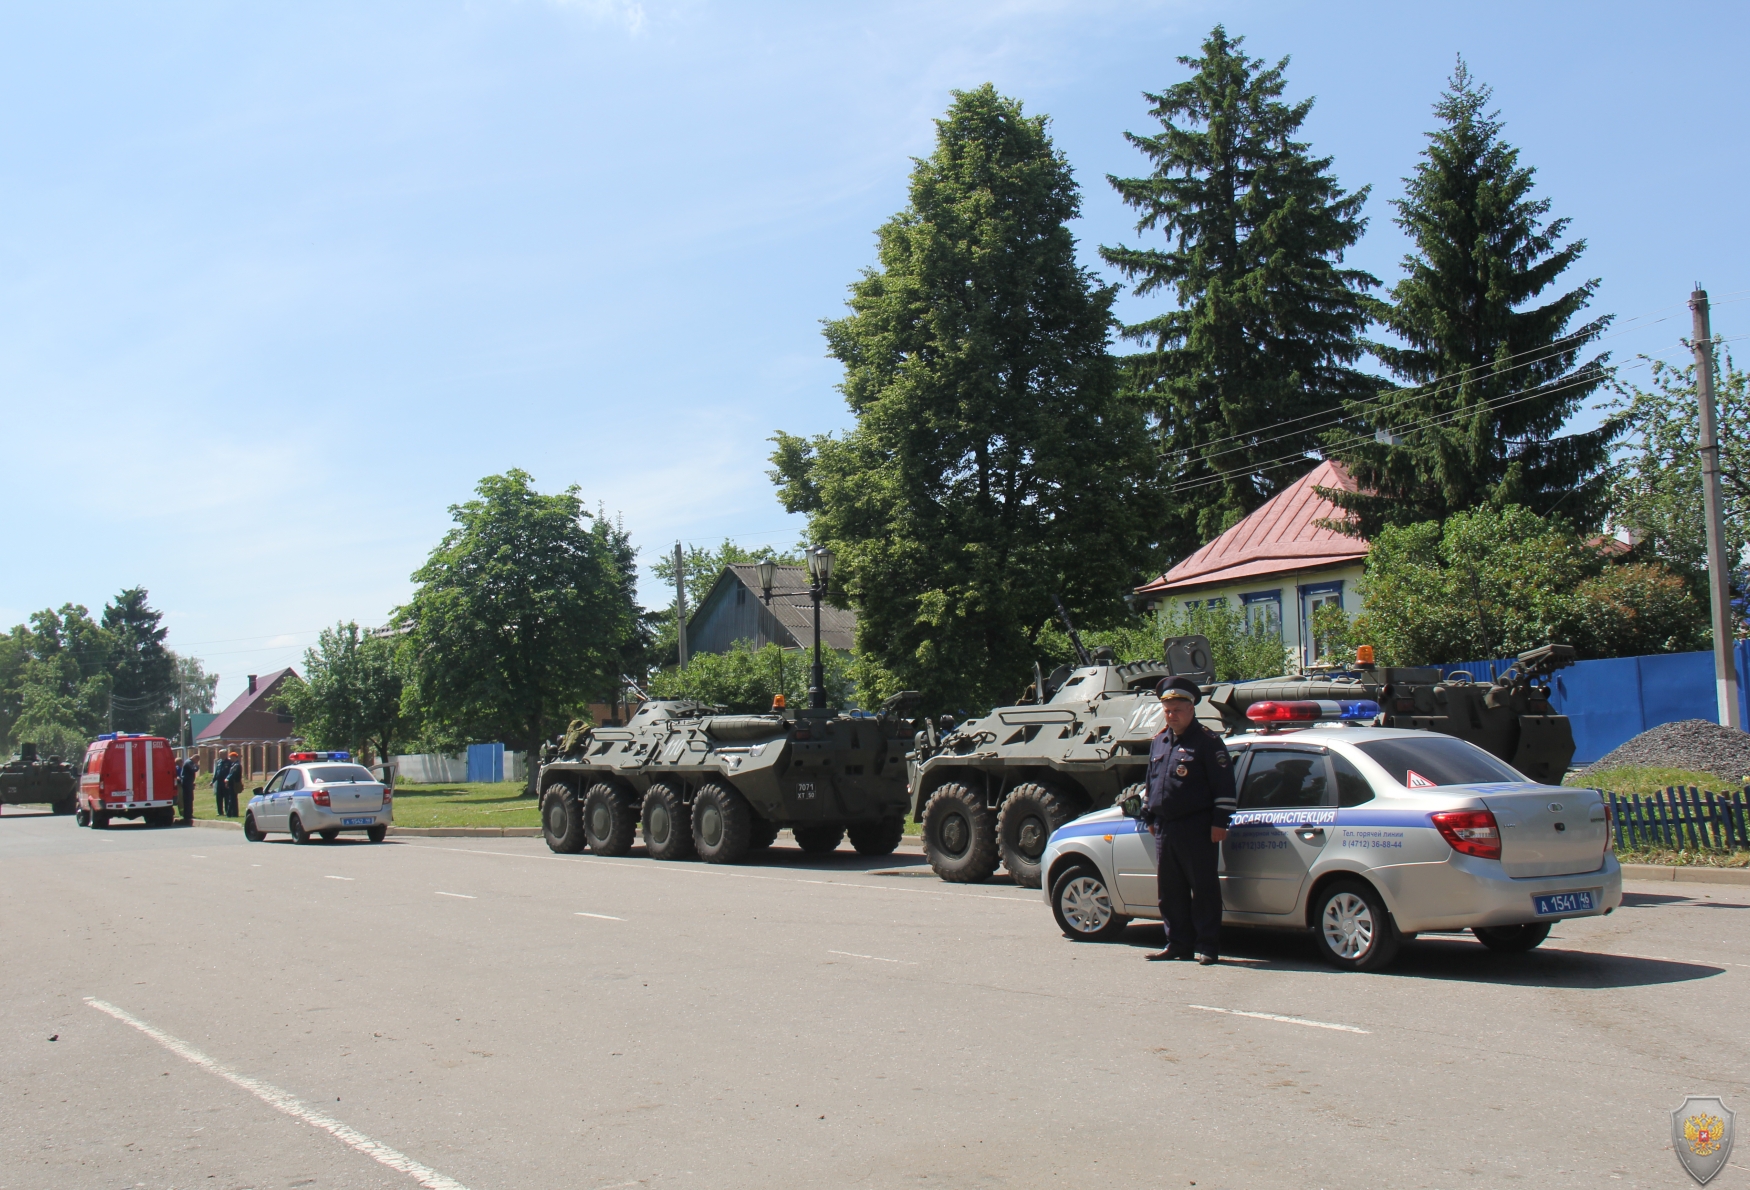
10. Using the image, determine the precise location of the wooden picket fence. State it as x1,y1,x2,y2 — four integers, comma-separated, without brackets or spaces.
1607,788,1750,851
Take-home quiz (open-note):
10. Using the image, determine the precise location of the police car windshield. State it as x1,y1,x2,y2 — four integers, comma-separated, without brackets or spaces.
307,765,376,784
1354,738,1525,787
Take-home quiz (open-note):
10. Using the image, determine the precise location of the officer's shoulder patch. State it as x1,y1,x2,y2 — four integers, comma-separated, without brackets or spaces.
1215,750,1230,766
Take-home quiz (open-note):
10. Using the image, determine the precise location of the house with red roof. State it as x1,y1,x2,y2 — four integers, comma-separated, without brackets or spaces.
192,667,302,779
1134,459,1369,670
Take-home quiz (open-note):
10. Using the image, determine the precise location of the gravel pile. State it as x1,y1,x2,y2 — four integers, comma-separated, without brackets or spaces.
1579,718,1750,782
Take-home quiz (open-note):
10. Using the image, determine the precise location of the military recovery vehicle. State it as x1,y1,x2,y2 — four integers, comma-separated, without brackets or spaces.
908,638,1579,888
0,743,78,816
537,692,922,863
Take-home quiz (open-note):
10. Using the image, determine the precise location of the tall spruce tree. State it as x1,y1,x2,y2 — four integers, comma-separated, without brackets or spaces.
1101,26,1378,551
102,587,175,734
1323,60,1614,536
770,84,1162,712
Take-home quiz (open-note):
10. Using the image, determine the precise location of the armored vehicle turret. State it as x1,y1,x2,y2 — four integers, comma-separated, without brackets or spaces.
908,639,1580,887
0,742,79,816
536,692,921,863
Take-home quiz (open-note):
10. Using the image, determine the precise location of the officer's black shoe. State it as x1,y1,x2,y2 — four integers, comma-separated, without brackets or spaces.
1146,949,1192,962
1195,953,1218,965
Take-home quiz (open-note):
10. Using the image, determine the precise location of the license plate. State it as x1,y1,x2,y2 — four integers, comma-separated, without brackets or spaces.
1534,890,1595,916
342,817,375,826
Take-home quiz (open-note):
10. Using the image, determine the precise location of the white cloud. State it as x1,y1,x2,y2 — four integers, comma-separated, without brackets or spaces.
545,0,648,35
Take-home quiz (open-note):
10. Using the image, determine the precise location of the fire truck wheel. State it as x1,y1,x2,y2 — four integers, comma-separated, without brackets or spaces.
582,782,638,856
542,782,586,854
747,814,779,851
847,817,906,857
692,782,752,864
641,783,695,861
91,812,111,830
922,783,999,883
367,824,388,843
243,813,265,842
289,814,312,844
75,809,90,827
320,828,340,842
998,783,1077,889
792,824,845,854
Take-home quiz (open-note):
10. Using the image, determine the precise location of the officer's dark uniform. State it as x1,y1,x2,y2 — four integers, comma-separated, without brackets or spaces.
178,757,197,822
1144,677,1237,960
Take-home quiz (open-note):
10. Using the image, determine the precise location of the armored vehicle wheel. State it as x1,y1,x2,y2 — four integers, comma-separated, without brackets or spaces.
747,815,779,851
1311,879,1401,972
289,813,311,844
922,782,1000,883
998,783,1077,889
642,783,695,860
75,808,90,827
792,824,844,854
243,812,265,842
847,818,905,857
582,782,638,856
692,782,752,864
320,828,340,841
1051,862,1129,941
1473,922,1551,953
542,782,587,854
367,824,388,843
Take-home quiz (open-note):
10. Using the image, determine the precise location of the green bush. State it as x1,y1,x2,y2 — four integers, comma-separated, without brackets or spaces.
647,641,857,714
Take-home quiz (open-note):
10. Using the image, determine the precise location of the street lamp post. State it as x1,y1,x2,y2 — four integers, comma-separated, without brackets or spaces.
806,546,834,710
756,559,782,704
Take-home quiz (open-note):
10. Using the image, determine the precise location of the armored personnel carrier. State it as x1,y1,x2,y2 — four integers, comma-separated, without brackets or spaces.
908,639,1580,887
0,743,78,816
537,692,921,864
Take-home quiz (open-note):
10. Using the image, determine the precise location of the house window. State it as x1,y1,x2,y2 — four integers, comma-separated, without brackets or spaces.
1183,597,1224,611
1300,581,1345,662
1240,590,1282,636
736,586,747,607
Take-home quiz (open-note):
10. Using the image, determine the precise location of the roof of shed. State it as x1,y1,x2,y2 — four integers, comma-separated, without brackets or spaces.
693,564,857,651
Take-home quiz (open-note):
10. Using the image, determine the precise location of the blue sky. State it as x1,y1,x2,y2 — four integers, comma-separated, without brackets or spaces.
3,0,1746,707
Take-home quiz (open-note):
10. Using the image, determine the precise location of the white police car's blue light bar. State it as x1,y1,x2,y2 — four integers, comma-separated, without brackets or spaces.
288,750,352,762
1246,699,1381,724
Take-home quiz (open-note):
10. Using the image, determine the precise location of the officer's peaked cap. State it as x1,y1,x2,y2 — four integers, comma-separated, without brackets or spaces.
1157,676,1201,704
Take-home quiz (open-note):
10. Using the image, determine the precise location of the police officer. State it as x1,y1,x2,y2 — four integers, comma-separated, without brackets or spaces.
178,753,198,823
1142,676,1236,964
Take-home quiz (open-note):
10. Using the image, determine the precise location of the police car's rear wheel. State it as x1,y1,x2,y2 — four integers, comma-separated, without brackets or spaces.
1051,863,1129,941
641,783,695,860
1312,880,1401,972
692,782,751,864
367,824,388,843
582,782,638,856
998,783,1076,889
847,817,905,857
792,824,844,854
320,828,340,842
922,782,1000,883
542,782,587,854
243,813,265,842
289,814,311,844
1473,922,1551,953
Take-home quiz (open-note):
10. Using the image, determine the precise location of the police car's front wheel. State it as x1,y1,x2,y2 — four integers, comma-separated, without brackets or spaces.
1311,880,1401,972
1051,863,1129,941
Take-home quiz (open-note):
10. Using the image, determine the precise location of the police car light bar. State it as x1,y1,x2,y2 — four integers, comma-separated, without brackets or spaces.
1245,699,1380,724
288,751,352,762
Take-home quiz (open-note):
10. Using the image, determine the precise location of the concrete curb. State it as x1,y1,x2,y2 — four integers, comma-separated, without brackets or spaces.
1621,863,1750,886
389,826,541,838
191,818,241,830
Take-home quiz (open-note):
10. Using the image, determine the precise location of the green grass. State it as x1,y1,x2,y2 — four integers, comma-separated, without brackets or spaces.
386,781,537,828
1614,846,1750,867
1565,766,1749,796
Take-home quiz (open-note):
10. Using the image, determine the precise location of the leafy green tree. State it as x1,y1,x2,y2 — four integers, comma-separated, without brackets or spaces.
102,587,176,734
646,640,855,713
772,84,1162,712
1604,352,1749,595
1324,61,1615,536
399,471,641,794
1101,26,1378,551
647,538,806,664
276,623,410,763
1,606,112,759
164,652,219,742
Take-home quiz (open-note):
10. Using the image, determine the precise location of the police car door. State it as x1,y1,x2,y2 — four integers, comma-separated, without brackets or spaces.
1112,743,1250,913
1223,745,1336,914
257,770,287,829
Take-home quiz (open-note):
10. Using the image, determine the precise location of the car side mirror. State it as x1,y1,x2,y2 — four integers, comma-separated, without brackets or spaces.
1119,793,1143,818
252,787,263,797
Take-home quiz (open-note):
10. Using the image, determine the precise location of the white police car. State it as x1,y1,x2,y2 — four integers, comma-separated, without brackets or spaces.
242,752,392,844
1040,716,1621,971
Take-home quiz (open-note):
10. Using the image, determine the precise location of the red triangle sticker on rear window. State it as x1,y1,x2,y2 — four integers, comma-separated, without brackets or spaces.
1404,769,1437,789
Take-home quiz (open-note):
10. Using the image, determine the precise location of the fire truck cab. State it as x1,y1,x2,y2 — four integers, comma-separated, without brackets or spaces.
77,733,179,828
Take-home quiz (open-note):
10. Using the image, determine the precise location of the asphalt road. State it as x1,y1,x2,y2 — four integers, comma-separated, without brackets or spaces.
3,811,1747,1190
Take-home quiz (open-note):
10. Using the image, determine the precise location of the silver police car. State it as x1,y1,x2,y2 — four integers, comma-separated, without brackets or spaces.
1040,725,1621,971
242,752,392,844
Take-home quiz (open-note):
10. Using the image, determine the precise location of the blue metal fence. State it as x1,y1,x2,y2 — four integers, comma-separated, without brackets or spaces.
466,742,505,783
1432,640,1750,765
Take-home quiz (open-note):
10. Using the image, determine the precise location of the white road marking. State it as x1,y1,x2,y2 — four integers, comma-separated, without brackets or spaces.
828,950,916,964
84,998,470,1190
434,891,475,899
325,876,355,881
1187,1004,1370,1034
190,855,207,858
575,912,625,921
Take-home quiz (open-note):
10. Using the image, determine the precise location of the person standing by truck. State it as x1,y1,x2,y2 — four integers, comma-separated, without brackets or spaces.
178,754,197,823
213,751,241,817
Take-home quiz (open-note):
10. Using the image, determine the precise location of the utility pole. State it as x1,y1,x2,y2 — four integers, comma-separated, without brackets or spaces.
1692,287,1741,729
673,541,689,668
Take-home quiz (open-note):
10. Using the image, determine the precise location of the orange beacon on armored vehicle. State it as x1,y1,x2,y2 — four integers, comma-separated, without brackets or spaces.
76,733,179,828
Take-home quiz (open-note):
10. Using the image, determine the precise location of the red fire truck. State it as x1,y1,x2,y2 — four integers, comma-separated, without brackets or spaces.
77,733,179,828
